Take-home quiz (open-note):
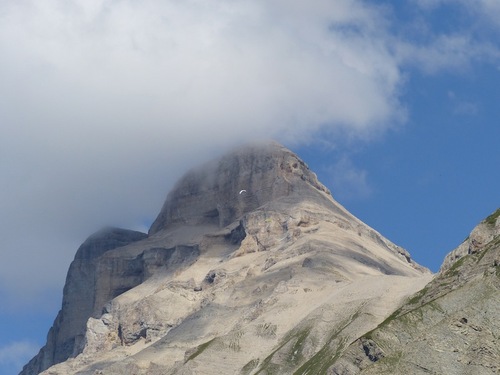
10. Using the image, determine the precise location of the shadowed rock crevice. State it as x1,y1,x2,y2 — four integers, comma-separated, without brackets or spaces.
361,338,384,362
224,221,246,245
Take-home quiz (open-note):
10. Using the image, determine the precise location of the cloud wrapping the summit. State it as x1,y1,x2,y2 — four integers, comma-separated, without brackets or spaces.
1,0,499,306
0,0,407,303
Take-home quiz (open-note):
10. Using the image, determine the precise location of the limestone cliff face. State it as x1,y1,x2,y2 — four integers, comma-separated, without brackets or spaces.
22,141,432,375
21,228,148,375
331,210,500,375
149,141,332,234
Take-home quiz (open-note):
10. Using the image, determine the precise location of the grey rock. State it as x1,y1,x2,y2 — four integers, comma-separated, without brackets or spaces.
20,227,147,375
21,229,201,375
440,208,500,272
148,141,332,234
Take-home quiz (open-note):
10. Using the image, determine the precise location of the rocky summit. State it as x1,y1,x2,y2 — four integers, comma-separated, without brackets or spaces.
21,142,497,374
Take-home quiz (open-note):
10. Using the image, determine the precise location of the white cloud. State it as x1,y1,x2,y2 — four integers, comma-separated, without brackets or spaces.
2,0,499,311
0,0,402,141
397,34,500,74
329,157,372,201
463,0,500,28
0,0,407,308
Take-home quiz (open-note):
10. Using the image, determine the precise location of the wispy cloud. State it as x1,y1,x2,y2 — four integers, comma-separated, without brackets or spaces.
328,157,372,201
447,91,479,116
0,341,39,375
414,0,500,30
404,0,500,73
0,0,406,306
397,34,500,74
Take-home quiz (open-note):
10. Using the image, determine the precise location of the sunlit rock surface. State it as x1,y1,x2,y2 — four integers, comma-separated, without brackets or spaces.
23,142,436,375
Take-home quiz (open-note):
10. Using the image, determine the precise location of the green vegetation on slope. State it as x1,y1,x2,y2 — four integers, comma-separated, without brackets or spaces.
293,336,348,375
185,338,216,362
255,326,313,374
484,208,500,225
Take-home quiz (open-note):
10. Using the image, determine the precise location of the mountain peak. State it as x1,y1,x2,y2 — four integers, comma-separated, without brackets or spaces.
149,141,331,234
23,141,431,375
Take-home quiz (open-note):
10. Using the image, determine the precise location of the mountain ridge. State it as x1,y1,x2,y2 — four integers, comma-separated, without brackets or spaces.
330,208,500,374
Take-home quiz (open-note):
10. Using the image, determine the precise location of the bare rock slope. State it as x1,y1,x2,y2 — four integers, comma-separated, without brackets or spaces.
23,141,432,375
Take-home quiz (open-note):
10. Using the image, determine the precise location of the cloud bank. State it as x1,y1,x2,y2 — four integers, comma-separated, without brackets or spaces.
1,0,499,307
0,0,406,305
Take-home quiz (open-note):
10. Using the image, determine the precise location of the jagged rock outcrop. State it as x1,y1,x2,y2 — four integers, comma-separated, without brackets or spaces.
330,209,500,375
441,209,500,271
22,141,432,375
21,228,148,375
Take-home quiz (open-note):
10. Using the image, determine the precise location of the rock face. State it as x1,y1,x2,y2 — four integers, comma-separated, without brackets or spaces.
440,209,500,272
330,210,500,374
21,228,148,375
20,227,203,375
22,141,435,375
149,141,332,233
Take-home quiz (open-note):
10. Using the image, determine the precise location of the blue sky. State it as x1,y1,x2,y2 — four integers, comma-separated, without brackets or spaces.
1,1,499,374
294,58,500,271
